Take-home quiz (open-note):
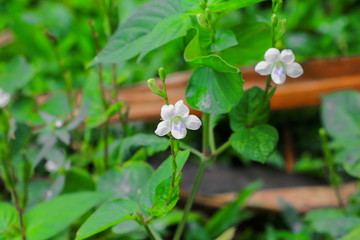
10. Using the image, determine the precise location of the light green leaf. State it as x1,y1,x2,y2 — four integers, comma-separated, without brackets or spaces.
335,147,360,178
119,134,169,162
24,192,109,240
75,199,138,240
0,202,19,239
342,225,360,240
321,90,360,139
184,29,239,73
229,87,269,131
93,0,183,65
211,29,238,52
205,182,259,238
306,208,360,239
230,124,278,163
97,162,153,202
208,0,266,13
140,150,190,210
186,67,243,114
138,13,192,61
0,56,35,94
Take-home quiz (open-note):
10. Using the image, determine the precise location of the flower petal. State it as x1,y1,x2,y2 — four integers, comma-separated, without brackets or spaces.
0,89,10,108
160,104,175,121
171,118,187,139
280,49,295,64
155,120,170,136
286,62,303,78
264,48,280,63
174,100,189,118
255,61,272,75
184,115,202,130
271,63,286,85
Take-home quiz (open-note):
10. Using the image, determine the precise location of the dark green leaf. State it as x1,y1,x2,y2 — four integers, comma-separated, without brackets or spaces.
321,90,360,139
62,167,95,193
0,56,35,94
208,0,266,13
185,222,212,240
184,29,239,73
229,87,269,131
335,147,360,178
93,0,183,65
211,29,238,52
140,150,190,210
24,192,109,240
138,13,192,60
97,162,153,202
305,208,360,239
186,67,243,114
230,124,278,163
205,182,259,238
75,199,138,240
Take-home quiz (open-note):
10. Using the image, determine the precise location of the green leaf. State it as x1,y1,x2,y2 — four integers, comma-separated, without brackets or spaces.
0,56,35,94
229,87,270,131
186,67,243,114
97,162,153,202
305,208,360,239
208,0,266,13
219,22,271,66
342,225,360,240
211,29,238,52
138,13,192,61
205,182,259,238
24,192,109,240
140,150,190,210
184,29,239,73
185,222,212,240
0,202,19,239
93,0,183,65
321,90,360,139
230,124,278,163
119,134,169,162
62,167,95,193
335,147,360,178
75,199,138,240
148,175,181,217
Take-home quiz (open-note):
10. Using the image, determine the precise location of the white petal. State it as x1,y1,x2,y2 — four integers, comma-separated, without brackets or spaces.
0,89,10,108
184,115,202,130
286,62,303,78
171,118,187,139
280,49,295,64
271,63,286,85
45,160,59,172
264,48,280,63
255,61,272,76
174,100,189,118
160,104,175,121
155,121,170,136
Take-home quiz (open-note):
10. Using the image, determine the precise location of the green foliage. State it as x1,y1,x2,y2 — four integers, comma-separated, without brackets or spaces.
23,192,109,240
93,0,183,65
230,124,278,163
0,202,19,239
75,199,138,240
186,67,243,114
208,0,267,13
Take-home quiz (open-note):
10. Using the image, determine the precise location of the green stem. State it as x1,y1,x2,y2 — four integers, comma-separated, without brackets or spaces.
170,137,178,188
319,128,344,209
214,140,230,157
208,114,216,154
173,160,207,240
145,223,163,240
180,143,204,160
202,113,211,156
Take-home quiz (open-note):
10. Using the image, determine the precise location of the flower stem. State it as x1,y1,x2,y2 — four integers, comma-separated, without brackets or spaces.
214,140,231,157
145,223,163,240
319,128,344,209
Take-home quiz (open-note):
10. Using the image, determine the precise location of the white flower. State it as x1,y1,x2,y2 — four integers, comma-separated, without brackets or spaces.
0,88,10,108
155,100,202,139
255,48,303,85
55,119,63,128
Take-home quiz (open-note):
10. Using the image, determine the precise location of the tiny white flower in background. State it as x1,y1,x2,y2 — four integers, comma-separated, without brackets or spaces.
45,160,60,172
55,119,63,128
0,88,10,108
255,48,303,85
155,100,202,140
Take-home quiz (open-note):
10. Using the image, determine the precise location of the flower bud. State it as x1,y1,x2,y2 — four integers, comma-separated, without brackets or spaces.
272,0,282,13
147,78,166,98
158,67,166,81
271,13,278,28
275,19,287,41
196,13,208,28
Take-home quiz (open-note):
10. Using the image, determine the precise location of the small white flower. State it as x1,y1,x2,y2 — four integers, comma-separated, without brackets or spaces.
255,48,303,85
155,100,202,139
0,88,10,108
55,119,63,128
45,160,60,172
